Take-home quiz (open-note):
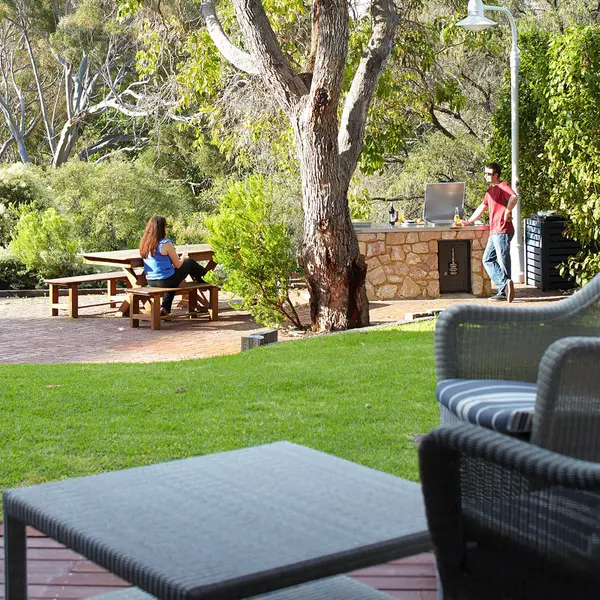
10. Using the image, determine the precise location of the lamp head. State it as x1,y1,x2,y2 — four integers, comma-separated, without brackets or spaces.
456,0,497,32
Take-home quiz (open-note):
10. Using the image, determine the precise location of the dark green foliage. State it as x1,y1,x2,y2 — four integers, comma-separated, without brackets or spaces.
137,123,228,204
489,25,600,284
0,165,51,246
10,207,80,279
0,247,39,289
546,26,600,283
0,164,49,208
1,157,203,282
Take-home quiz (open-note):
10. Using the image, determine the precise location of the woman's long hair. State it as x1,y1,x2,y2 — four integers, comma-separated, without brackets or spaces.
139,216,167,258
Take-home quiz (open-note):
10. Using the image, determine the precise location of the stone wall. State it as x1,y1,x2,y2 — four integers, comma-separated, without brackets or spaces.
356,227,493,300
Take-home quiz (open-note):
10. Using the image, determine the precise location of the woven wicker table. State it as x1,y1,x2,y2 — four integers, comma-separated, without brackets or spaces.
4,441,431,600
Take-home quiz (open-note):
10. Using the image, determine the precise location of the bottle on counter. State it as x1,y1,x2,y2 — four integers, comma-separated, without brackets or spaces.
454,207,462,226
389,203,397,227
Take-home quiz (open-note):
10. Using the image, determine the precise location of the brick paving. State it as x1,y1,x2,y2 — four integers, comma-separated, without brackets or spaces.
0,284,568,364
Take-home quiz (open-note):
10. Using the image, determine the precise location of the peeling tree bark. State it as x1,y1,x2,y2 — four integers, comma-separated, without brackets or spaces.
201,0,398,331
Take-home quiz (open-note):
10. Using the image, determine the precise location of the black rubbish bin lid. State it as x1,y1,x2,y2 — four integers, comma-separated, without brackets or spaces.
532,211,564,221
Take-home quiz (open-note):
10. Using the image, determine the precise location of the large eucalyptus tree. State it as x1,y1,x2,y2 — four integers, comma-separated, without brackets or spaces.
201,0,399,331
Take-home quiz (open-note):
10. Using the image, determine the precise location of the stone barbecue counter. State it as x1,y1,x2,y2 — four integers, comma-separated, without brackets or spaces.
356,225,492,300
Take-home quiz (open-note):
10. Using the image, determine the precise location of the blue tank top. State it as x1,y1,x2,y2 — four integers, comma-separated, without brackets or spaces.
144,238,175,280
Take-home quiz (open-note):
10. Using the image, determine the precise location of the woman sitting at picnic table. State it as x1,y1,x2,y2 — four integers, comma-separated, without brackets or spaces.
139,215,207,316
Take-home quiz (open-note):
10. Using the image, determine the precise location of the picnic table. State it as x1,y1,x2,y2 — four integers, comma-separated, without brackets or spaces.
4,442,431,600
81,244,216,318
82,244,216,287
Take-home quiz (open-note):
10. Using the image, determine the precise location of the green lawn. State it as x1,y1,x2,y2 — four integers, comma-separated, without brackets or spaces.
1,321,439,504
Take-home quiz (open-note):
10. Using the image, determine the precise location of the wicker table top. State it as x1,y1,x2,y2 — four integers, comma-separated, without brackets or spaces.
4,442,431,600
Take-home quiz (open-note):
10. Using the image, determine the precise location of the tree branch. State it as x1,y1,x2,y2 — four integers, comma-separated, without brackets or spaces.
338,0,399,182
371,194,423,203
23,115,38,138
433,105,478,138
93,142,151,165
230,0,308,112
0,94,30,162
310,0,349,98
0,137,13,161
87,95,176,117
301,1,319,74
428,103,454,139
78,134,147,160
460,70,492,112
22,23,54,153
199,0,260,75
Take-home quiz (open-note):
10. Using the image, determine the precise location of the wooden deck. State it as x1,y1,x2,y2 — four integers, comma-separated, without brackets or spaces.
0,526,438,599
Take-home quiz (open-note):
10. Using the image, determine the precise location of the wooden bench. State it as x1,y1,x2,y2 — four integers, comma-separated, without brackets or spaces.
128,281,219,330
45,272,129,318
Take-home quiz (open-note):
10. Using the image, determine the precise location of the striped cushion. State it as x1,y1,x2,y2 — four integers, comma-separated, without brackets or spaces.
437,379,537,433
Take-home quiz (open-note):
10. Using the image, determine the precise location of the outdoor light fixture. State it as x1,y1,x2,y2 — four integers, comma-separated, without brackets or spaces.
457,0,524,283
456,0,497,31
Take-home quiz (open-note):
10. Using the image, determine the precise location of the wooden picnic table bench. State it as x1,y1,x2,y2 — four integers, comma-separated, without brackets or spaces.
45,272,129,318
128,281,218,330
82,244,215,318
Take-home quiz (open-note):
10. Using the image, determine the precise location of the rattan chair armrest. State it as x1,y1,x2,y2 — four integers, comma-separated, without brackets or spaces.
532,337,600,456
421,423,600,490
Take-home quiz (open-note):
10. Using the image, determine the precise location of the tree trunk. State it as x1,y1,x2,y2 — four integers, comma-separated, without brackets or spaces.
0,103,30,163
53,120,79,168
294,104,369,331
201,0,398,331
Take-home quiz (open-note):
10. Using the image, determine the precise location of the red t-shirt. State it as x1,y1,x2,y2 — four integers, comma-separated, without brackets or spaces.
484,180,515,234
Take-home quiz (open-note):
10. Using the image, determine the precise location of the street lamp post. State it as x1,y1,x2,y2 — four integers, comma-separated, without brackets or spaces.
457,0,523,283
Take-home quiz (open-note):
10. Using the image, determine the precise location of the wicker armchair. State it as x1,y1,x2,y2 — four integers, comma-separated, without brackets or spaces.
419,423,600,600
435,273,600,455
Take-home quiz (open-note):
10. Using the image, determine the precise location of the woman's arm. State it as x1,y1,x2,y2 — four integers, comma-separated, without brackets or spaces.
161,241,185,269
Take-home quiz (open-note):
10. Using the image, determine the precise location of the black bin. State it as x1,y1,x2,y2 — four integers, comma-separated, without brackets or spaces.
525,216,580,290
438,240,471,293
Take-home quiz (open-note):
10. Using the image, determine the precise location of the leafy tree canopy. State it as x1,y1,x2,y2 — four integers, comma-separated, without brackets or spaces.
489,23,600,284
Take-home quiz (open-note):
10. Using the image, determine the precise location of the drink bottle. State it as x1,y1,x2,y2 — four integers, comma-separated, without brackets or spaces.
454,207,461,225
389,204,397,227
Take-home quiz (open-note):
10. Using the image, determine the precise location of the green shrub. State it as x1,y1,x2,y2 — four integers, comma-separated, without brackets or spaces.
348,183,372,220
0,163,50,208
0,203,17,248
370,132,487,223
168,212,210,244
49,158,194,252
489,26,600,284
0,164,52,246
10,208,81,279
545,27,600,285
205,174,305,329
0,247,40,289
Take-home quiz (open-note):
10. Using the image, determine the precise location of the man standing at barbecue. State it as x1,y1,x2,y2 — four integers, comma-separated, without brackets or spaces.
463,162,518,302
